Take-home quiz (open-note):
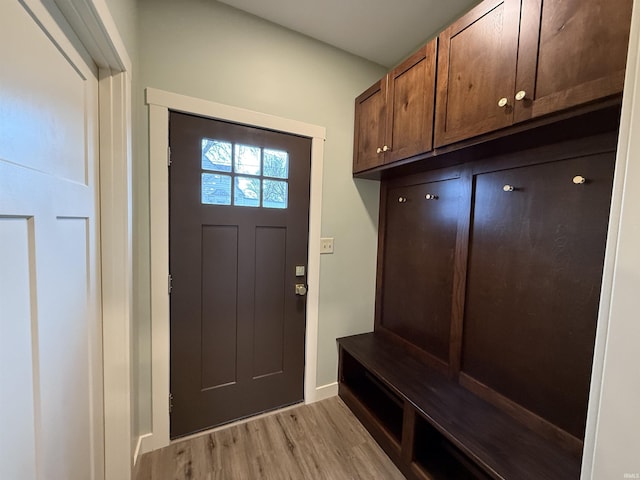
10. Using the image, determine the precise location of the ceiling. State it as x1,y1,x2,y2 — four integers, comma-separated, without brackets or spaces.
217,0,481,68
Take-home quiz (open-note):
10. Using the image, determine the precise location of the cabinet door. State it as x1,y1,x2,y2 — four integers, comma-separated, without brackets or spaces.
434,0,521,147
514,0,633,123
384,40,437,164
380,178,461,364
462,153,615,439
353,78,387,173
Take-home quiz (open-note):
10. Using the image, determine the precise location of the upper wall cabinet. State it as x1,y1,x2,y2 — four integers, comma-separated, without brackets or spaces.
434,0,521,148
514,0,633,123
353,41,437,173
435,0,633,147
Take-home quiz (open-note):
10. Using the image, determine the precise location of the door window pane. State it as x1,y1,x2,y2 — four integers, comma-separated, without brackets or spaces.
263,180,288,209
202,139,232,172
263,149,289,179
234,144,261,175
202,173,231,205
234,176,260,207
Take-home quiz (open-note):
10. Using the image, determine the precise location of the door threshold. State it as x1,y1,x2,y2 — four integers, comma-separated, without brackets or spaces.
170,401,304,445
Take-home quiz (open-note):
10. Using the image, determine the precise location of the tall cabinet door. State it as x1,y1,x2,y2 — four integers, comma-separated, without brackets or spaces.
353,78,387,173
379,176,461,365
514,0,633,123
384,40,437,163
461,152,615,439
434,0,521,147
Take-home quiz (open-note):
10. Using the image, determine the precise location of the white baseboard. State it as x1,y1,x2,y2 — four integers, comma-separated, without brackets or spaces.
133,433,154,465
307,382,338,404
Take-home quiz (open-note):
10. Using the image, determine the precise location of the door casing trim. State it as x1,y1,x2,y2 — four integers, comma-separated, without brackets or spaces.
146,87,326,450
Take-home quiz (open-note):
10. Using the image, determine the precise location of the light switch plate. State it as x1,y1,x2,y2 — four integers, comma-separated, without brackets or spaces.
320,237,334,254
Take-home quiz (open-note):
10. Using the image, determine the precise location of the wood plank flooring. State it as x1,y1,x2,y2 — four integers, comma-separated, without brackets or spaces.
134,396,406,480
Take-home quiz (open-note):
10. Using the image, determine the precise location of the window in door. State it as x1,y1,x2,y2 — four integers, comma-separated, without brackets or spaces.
201,138,289,209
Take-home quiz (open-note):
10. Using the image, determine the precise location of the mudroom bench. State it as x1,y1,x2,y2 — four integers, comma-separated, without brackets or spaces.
337,332,582,480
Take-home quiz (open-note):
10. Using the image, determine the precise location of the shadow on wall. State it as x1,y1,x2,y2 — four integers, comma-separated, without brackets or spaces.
353,177,381,227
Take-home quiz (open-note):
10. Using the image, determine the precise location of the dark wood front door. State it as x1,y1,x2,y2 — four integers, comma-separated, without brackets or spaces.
169,111,311,438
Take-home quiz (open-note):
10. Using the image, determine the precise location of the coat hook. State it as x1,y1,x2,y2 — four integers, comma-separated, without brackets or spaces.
503,184,515,192
573,175,586,185
425,194,439,200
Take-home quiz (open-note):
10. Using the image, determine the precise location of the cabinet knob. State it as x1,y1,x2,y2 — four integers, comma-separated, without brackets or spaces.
376,147,382,154
498,97,509,108
515,90,527,101
425,194,439,200
503,184,515,192
383,145,390,152
398,196,407,203
573,175,586,185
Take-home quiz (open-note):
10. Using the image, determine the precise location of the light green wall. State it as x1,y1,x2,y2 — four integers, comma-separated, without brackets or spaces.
104,0,138,66
136,0,386,433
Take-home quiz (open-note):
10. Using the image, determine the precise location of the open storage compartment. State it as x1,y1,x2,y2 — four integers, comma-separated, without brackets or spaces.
412,414,491,480
340,349,404,443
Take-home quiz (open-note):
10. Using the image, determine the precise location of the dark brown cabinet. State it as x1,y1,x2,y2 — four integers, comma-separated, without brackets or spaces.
514,0,632,123
353,41,437,173
353,79,386,172
434,0,522,147
435,0,632,147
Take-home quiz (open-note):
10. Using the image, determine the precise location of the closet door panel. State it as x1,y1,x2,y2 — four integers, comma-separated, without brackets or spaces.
381,178,461,363
462,153,614,438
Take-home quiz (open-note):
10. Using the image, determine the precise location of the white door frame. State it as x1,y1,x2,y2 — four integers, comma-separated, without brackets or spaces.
37,0,134,478
146,87,326,450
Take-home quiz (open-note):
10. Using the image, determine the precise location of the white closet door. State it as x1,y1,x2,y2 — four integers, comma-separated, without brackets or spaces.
0,1,103,479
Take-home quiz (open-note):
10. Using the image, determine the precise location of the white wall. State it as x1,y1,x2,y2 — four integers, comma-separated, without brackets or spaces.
583,0,640,477
135,0,386,433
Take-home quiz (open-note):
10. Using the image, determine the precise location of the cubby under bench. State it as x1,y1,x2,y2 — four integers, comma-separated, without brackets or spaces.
337,332,582,480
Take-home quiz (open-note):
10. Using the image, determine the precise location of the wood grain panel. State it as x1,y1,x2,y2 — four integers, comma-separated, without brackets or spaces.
253,226,286,379
435,0,521,147
536,0,631,98
380,178,461,362
385,41,437,163
514,0,632,122
201,225,238,390
353,79,386,172
462,152,615,439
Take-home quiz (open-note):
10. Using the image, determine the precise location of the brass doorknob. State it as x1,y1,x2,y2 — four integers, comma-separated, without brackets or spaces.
383,145,390,152
425,194,438,200
398,196,407,203
503,184,515,192
498,97,509,108
295,284,307,296
376,147,382,154
515,90,527,101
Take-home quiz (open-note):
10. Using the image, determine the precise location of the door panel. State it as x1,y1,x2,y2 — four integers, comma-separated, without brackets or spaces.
385,41,437,163
462,153,615,439
0,1,102,479
353,79,387,172
201,225,239,389
515,0,633,122
169,112,311,437
380,177,461,364
435,0,521,147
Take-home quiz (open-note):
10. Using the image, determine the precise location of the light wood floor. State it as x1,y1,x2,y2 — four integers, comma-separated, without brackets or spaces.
134,396,406,480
